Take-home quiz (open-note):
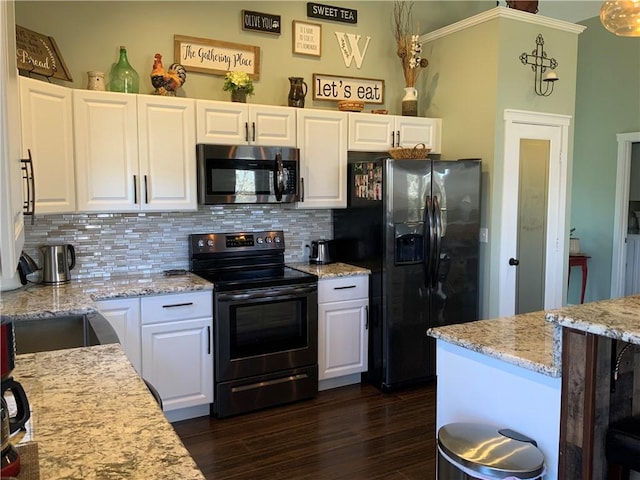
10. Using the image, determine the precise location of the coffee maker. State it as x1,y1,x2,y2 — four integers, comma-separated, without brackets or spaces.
1,318,30,433
1,318,29,477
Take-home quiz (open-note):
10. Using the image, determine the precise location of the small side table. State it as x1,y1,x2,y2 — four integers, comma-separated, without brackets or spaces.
568,254,591,304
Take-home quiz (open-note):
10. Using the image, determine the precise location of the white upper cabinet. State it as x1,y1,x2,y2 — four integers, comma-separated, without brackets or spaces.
74,90,196,212
19,76,75,213
296,109,348,209
0,0,25,285
196,100,296,146
74,90,139,212
137,95,197,211
348,112,442,153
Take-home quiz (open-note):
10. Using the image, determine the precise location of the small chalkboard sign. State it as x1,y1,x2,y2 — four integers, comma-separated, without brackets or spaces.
15,25,72,81
242,10,282,35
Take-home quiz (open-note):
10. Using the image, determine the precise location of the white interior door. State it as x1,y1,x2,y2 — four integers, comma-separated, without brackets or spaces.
498,110,571,317
611,132,640,298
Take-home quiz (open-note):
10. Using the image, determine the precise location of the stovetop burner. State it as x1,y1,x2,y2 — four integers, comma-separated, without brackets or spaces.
189,231,316,291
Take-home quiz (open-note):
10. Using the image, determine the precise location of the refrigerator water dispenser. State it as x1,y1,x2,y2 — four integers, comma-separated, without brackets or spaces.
395,224,424,264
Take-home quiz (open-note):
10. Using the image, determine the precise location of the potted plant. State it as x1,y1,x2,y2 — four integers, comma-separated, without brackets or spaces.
223,71,254,103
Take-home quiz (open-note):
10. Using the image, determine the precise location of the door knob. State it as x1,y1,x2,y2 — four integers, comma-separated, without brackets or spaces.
509,258,520,266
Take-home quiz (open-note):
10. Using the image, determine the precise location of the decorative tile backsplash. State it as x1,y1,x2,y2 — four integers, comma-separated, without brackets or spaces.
24,206,332,279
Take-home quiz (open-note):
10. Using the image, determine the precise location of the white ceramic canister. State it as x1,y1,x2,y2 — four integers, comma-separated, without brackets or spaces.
87,71,105,91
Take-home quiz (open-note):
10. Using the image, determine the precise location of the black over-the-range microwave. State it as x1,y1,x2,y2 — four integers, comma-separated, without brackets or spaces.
196,144,301,204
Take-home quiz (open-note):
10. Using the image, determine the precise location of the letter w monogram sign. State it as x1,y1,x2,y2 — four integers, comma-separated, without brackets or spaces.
334,32,371,69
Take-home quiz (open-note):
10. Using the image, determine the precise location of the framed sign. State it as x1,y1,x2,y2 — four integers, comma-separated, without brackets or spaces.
307,2,357,24
313,73,384,104
292,21,322,57
242,10,281,35
174,34,261,79
15,25,72,81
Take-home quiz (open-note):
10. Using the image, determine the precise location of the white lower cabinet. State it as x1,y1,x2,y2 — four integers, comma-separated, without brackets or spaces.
140,291,213,416
95,297,142,374
318,275,369,390
97,291,213,421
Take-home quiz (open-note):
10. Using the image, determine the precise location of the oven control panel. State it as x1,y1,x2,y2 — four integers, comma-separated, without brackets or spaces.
189,231,285,255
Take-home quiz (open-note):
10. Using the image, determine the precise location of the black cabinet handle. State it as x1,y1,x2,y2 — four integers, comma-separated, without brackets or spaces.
252,122,256,142
509,258,520,266
365,306,369,330
207,325,211,355
334,285,356,290
391,131,395,147
396,130,401,146
133,175,138,204
20,149,35,224
300,177,305,202
245,122,249,142
161,302,194,309
144,175,149,204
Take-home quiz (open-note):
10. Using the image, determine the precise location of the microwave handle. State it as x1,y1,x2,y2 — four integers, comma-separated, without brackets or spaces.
274,152,284,201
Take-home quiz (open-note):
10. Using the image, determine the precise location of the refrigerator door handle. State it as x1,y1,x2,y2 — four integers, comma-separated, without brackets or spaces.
432,195,443,287
424,195,435,287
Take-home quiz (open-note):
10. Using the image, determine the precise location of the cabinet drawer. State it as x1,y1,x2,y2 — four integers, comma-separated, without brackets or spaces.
318,276,368,303
141,291,212,324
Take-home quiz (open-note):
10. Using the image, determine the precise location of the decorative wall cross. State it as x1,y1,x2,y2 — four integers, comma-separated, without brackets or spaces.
519,34,558,96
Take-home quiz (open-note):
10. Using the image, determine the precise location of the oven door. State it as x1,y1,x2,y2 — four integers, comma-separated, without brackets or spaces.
214,283,318,382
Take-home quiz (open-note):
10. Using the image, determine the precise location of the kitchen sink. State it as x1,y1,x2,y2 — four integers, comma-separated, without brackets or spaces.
13,313,119,354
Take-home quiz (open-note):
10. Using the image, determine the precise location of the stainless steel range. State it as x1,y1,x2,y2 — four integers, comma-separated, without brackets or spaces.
189,231,318,418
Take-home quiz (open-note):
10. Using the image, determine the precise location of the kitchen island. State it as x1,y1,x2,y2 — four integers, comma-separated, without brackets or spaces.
428,312,563,479
10,343,205,479
428,295,640,480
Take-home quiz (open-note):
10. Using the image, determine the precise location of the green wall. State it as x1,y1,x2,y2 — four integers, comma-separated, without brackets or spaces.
14,1,489,114
422,11,580,318
570,16,640,303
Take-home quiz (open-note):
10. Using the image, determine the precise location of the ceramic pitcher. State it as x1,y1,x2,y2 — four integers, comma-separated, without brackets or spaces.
288,77,308,108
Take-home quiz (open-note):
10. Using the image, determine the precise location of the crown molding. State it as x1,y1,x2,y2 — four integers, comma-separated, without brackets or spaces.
419,6,587,43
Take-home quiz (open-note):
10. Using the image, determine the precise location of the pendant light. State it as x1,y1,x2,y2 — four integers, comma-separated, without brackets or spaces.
600,1,640,37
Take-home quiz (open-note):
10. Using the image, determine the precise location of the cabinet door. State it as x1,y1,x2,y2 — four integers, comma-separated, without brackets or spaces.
296,110,348,209
396,116,442,153
95,297,142,374
196,100,248,144
319,298,368,380
250,105,296,146
141,318,213,411
348,112,394,151
0,0,24,283
74,90,139,212
137,95,196,211
19,77,75,213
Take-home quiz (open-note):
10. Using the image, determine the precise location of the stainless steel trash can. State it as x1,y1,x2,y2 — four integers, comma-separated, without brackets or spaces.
437,423,545,480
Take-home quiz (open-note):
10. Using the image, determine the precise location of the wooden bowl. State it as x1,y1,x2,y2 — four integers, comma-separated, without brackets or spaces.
338,100,364,112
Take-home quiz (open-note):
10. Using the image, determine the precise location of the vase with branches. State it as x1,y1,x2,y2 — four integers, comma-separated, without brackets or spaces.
393,0,429,89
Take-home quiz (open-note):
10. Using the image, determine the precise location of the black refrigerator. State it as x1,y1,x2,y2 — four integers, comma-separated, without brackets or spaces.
333,152,481,390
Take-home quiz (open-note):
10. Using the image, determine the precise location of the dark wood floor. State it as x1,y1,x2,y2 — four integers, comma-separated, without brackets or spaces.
173,382,437,480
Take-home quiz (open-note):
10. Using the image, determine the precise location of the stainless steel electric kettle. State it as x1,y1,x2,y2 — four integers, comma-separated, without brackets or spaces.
40,244,76,284
308,239,335,264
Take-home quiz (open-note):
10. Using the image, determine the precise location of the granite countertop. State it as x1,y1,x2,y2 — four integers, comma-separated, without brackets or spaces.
288,262,371,278
427,311,562,378
545,294,640,345
11,344,205,479
0,272,213,320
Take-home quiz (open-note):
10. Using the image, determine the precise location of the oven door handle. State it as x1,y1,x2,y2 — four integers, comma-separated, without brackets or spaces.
217,285,317,301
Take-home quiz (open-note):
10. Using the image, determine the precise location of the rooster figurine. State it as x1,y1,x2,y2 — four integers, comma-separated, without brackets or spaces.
150,53,186,96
